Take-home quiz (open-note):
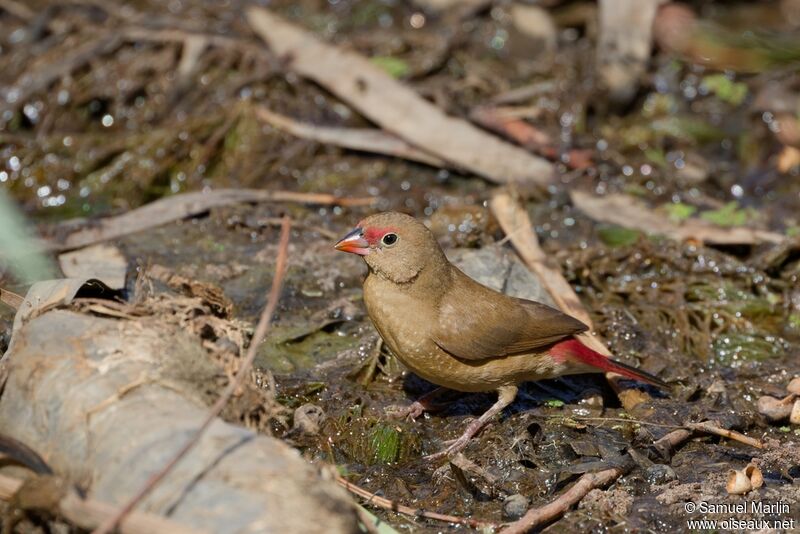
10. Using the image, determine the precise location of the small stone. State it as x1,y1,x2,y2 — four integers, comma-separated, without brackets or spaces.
292,404,326,435
503,493,530,520
645,464,677,485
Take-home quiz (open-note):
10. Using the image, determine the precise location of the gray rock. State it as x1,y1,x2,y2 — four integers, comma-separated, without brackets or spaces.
645,464,678,485
503,493,530,520
293,404,326,436
446,245,555,306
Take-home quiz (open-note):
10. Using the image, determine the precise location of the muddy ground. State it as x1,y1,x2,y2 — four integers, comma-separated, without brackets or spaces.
2,0,800,532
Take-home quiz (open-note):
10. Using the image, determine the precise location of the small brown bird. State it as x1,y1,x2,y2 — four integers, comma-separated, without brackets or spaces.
335,212,666,459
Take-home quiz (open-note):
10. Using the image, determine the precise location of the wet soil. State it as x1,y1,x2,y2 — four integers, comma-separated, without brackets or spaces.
3,0,800,531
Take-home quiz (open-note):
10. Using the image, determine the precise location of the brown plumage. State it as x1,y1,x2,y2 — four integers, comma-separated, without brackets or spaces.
335,212,666,459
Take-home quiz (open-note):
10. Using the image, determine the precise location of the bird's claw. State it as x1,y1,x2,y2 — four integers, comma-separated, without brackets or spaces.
385,401,426,421
423,435,471,461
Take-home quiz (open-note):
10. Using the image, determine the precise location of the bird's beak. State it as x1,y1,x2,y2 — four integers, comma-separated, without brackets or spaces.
334,227,370,256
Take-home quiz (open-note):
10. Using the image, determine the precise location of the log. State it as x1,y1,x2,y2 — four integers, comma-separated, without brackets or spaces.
0,307,359,533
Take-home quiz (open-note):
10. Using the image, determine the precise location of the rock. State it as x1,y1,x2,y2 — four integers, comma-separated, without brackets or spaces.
503,493,530,520
447,245,556,306
0,308,359,533
510,4,557,57
293,404,326,435
645,464,677,485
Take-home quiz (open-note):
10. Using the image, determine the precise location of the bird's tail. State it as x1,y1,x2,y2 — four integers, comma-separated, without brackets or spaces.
550,339,668,388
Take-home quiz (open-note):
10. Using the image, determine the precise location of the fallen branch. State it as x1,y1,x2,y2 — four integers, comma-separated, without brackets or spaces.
92,216,292,534
246,7,553,185
0,473,203,534
255,107,446,167
650,420,762,461
47,189,373,252
571,190,784,245
501,467,624,533
335,473,495,530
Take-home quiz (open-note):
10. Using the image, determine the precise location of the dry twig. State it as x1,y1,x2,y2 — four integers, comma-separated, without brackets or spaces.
91,216,292,534
47,189,373,252
255,107,446,167
686,421,763,449
0,288,23,311
501,467,624,533
246,7,553,185
335,473,495,529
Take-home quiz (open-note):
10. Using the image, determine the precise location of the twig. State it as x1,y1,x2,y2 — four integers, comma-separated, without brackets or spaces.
0,287,23,311
46,188,374,252
537,415,684,429
0,473,204,534
651,428,693,458
489,192,593,326
255,106,446,167
470,106,593,170
246,7,553,185
686,421,763,449
91,216,292,534
121,27,260,53
335,473,495,529
500,467,624,533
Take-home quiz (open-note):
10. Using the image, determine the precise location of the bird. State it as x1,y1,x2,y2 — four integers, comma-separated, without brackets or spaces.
334,211,667,460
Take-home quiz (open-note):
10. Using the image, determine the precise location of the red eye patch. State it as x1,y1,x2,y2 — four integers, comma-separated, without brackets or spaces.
362,226,398,244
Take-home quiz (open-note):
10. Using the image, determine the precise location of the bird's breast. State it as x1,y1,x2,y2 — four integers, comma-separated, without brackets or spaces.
363,275,435,360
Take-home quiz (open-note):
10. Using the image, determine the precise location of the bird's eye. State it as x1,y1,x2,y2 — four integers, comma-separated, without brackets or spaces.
381,233,398,246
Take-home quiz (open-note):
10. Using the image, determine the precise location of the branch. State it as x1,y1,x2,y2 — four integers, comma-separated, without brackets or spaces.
46,189,372,251
335,473,495,530
501,467,624,533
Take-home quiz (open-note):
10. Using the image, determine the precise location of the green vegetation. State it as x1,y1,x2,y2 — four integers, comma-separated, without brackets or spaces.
370,56,410,78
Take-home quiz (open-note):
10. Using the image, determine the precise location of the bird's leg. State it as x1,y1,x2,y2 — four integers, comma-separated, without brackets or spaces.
386,386,449,421
425,385,518,461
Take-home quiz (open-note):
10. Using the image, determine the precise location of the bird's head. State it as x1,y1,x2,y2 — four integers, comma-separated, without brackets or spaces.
334,212,444,283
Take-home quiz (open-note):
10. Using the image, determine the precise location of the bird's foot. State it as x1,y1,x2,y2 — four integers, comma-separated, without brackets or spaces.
423,385,519,462
385,401,427,421
423,433,474,461
423,417,486,461
385,387,450,421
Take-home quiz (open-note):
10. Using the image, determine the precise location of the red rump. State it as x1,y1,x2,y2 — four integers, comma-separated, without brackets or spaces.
549,339,666,387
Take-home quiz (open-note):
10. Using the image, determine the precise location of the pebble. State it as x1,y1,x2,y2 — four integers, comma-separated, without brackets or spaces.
645,464,677,485
503,493,530,520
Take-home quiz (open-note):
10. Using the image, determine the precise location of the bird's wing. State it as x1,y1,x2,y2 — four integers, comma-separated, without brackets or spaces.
432,269,588,361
